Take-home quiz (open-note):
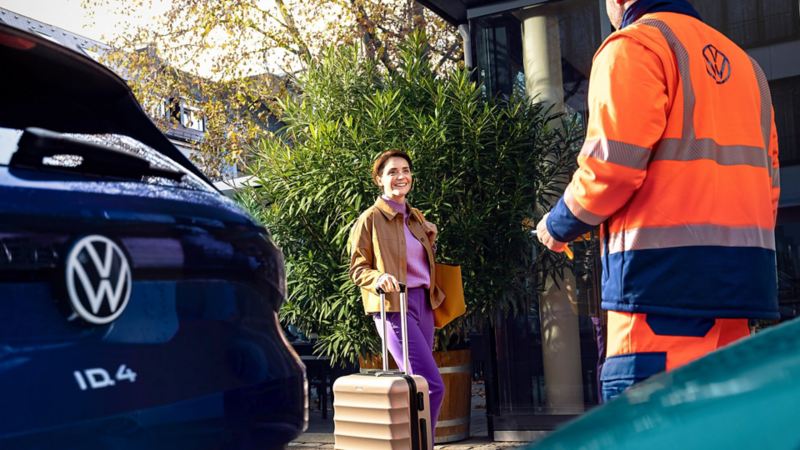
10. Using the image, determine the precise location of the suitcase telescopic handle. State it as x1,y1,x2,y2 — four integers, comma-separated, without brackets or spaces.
375,282,407,295
376,282,410,374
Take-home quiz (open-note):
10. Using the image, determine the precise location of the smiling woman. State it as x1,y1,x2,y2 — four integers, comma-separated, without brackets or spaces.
374,152,413,204
348,149,446,436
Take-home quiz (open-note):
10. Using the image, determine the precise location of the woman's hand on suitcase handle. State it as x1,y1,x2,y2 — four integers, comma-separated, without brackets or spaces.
376,273,400,293
375,274,406,294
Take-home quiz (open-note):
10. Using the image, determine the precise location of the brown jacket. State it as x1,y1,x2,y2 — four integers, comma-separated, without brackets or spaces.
348,197,445,313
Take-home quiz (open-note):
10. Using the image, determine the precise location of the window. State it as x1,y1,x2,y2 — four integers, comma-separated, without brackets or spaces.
775,206,800,320
0,127,23,165
473,14,524,98
163,98,205,132
723,0,760,45
475,2,605,431
181,105,205,132
693,0,800,48
771,76,800,166
558,0,601,116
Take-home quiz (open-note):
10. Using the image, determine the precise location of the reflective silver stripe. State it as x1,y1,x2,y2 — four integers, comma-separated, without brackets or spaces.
640,19,695,142
750,58,772,154
653,138,770,168
579,139,651,170
750,57,780,187
607,224,776,253
767,154,777,179
564,187,607,226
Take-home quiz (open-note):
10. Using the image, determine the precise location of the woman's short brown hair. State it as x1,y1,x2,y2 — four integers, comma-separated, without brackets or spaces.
371,150,413,186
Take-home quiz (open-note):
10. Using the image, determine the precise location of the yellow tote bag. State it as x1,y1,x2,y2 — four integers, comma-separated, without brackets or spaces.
433,263,466,328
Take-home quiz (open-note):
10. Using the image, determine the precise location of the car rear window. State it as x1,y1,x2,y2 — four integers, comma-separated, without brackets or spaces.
0,128,23,165
0,127,213,193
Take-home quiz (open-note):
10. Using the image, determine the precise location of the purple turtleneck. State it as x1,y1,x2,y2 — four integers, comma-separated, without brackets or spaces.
382,196,431,289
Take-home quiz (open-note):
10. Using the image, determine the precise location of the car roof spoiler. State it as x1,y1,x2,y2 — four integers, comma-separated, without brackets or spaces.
0,23,216,188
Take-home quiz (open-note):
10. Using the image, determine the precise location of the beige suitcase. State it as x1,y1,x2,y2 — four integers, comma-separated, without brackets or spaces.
333,284,433,450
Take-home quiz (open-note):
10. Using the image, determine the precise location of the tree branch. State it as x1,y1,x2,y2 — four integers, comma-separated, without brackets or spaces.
434,40,462,72
411,1,426,30
275,0,313,63
348,0,395,71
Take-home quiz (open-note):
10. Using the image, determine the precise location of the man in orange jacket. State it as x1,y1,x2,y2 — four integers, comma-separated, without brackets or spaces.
536,0,780,401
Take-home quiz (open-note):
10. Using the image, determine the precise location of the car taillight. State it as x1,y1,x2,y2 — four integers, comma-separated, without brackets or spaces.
0,32,35,50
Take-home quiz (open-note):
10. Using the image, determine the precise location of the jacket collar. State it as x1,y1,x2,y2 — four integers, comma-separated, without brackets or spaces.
374,196,419,222
621,0,702,29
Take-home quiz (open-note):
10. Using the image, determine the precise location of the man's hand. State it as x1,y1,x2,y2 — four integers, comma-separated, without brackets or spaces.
536,212,568,253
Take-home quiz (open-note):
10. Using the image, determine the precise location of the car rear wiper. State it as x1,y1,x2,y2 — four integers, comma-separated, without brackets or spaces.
9,128,185,182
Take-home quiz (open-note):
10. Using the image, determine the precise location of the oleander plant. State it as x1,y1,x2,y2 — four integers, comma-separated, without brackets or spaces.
242,31,582,364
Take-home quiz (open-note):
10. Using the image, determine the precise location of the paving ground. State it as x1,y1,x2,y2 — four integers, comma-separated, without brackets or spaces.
289,381,537,449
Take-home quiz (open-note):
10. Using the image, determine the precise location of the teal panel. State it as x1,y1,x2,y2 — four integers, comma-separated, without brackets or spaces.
529,317,800,450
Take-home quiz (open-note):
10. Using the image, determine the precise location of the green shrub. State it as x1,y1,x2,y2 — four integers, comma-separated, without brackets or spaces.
243,31,582,364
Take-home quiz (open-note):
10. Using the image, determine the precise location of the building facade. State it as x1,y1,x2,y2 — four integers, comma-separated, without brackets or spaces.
421,0,800,441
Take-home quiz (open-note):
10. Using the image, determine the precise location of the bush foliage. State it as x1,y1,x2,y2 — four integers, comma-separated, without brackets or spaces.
244,31,582,364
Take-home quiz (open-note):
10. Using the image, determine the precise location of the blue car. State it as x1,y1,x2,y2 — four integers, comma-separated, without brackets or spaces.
0,23,306,449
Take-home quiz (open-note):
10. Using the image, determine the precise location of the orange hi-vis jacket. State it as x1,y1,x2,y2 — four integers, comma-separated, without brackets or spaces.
546,11,780,319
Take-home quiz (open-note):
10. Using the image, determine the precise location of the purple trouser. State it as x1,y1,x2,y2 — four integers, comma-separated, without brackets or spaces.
374,287,445,434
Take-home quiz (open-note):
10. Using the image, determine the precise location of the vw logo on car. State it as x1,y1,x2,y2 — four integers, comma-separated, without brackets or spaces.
65,235,132,324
